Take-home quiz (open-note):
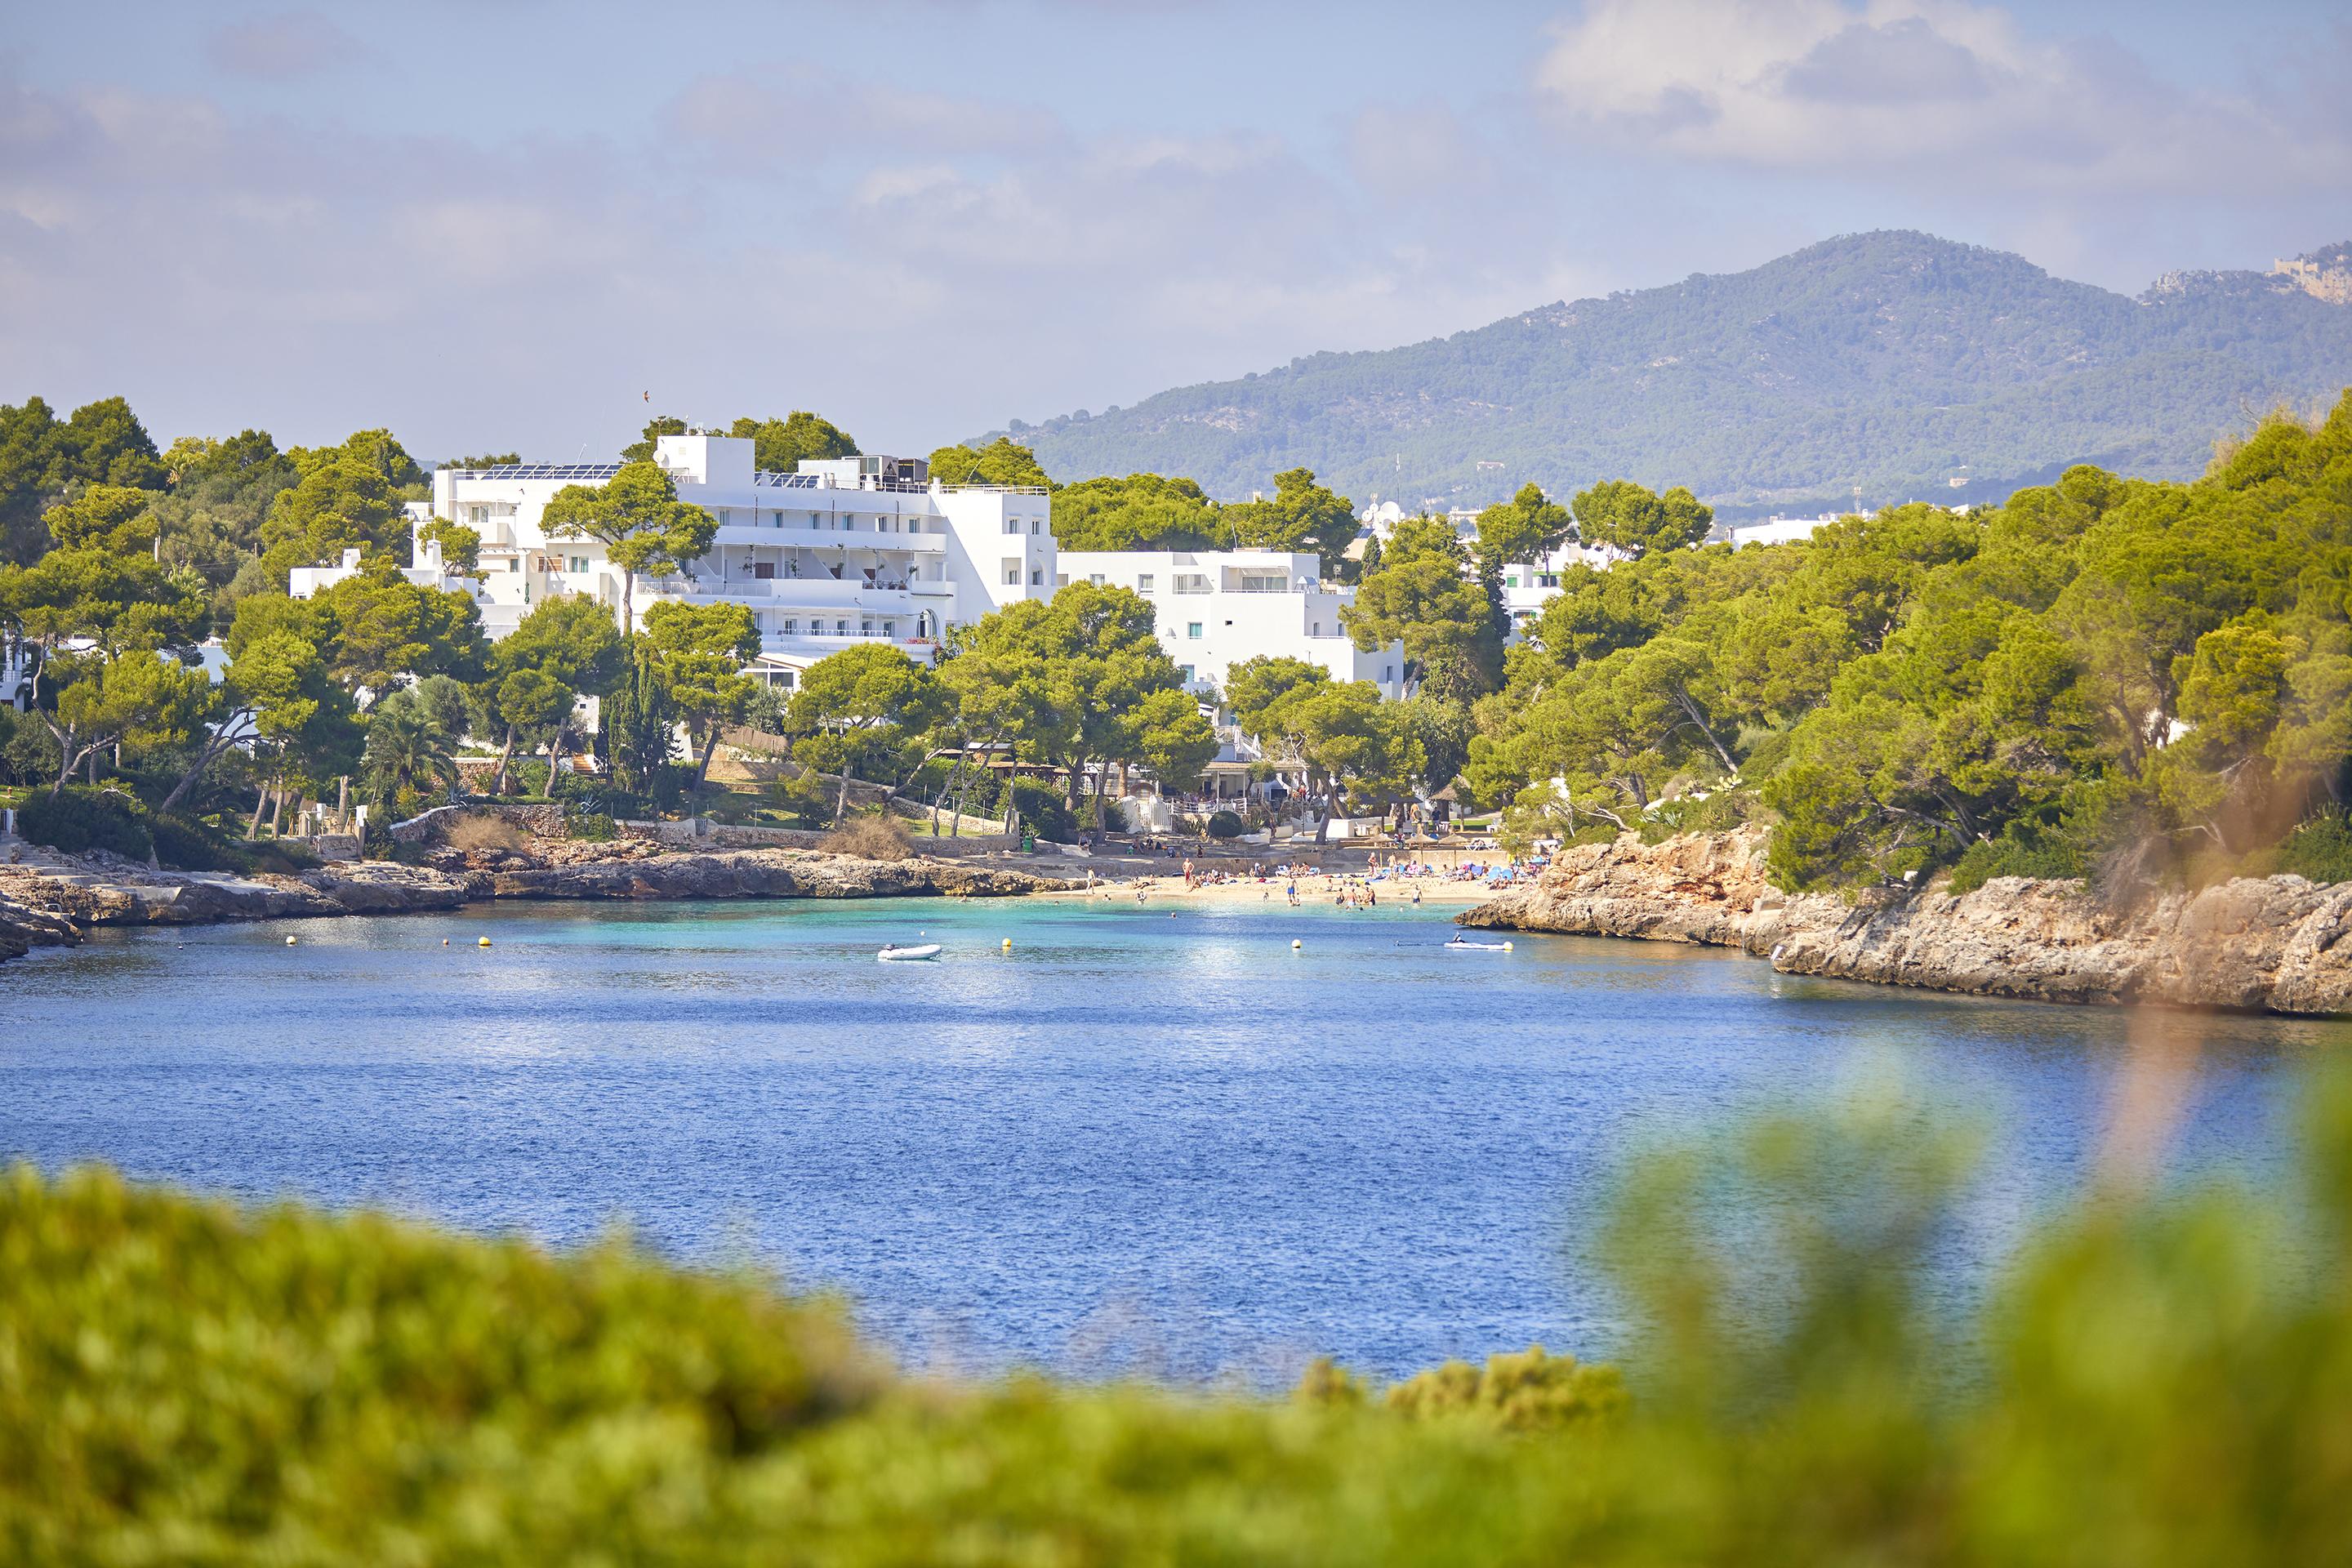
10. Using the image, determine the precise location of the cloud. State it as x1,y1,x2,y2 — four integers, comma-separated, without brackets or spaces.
205,11,374,80
0,55,1556,464
666,70,1068,167
1533,0,2352,195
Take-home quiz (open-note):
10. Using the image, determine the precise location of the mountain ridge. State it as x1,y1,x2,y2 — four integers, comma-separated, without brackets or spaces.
980,231,2352,519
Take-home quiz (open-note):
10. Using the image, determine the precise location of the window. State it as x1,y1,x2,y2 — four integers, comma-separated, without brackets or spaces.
506,558,519,572
1003,559,1022,586
568,555,587,574
778,618,798,634
1311,622,1321,637
1030,519,1040,535
1384,666,1395,683
752,562,774,580
1003,519,1021,535
776,670,796,689
882,621,898,637
1089,573,1104,586
835,619,849,636
1179,665,1194,684
1030,568,1043,586
1187,622,1203,639
1137,573,1154,592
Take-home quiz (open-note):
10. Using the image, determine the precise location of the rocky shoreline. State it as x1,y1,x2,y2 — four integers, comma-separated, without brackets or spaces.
1459,826,2352,1017
0,839,1076,964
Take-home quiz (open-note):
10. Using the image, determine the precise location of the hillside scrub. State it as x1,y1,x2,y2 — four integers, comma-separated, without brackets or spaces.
9,1075,2352,1562
1468,390,2352,894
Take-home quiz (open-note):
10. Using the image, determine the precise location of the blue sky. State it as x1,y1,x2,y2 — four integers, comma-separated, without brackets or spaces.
4,0,2346,463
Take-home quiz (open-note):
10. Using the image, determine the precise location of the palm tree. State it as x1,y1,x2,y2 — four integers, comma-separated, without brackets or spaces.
362,704,458,812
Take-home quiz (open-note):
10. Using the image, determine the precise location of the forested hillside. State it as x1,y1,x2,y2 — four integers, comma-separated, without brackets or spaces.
1463,392,2352,894
984,233,2352,518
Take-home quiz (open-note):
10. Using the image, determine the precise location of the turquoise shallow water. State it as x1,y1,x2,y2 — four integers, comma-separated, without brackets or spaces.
4,894,2345,1380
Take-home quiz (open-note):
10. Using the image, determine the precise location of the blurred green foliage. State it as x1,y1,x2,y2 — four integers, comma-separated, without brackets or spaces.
9,1073,2352,1562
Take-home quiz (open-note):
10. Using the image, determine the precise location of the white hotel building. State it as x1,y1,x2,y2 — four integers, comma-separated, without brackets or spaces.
365,433,1056,685
1055,548,1409,701
294,431,1407,702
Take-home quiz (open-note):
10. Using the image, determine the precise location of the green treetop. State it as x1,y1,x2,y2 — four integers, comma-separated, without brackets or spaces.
787,642,951,821
1223,468,1358,578
731,412,858,473
1342,514,1504,701
643,599,764,791
1050,473,1223,551
539,461,718,634
1474,483,1574,576
928,437,1054,489
1570,479,1713,557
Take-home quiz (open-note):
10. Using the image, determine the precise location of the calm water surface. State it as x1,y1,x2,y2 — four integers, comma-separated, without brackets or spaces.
5,896,2345,1380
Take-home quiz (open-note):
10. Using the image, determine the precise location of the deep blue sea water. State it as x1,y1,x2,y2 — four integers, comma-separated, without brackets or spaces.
5,895,2345,1381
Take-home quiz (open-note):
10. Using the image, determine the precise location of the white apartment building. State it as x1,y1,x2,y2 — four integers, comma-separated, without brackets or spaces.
1055,548,1410,700
1496,539,1628,635
301,434,1057,686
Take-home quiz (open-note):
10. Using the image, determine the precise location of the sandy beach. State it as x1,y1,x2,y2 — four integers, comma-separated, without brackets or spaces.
1038,869,1503,907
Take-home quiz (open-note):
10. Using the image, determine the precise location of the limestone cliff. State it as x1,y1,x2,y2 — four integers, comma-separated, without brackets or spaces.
1459,826,2352,1017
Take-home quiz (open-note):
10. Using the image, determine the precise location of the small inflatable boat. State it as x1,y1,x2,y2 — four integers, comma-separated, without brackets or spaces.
1443,935,1512,952
877,942,942,962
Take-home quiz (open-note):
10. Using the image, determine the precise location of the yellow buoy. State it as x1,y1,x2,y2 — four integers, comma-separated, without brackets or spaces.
1002,937,1013,951
478,937,492,947
1291,938,1303,950
442,938,449,947
285,935,298,946
1503,941,1514,951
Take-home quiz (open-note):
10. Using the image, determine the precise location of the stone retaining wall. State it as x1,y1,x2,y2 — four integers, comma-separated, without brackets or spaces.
390,803,567,845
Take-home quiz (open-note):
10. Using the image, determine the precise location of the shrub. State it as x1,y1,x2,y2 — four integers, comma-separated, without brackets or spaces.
239,840,323,875
701,790,759,826
1380,1347,1627,1432
567,811,617,842
149,813,243,873
760,768,835,827
822,813,911,861
1007,775,1075,842
2246,811,2352,885
1207,809,1246,839
1947,828,2087,894
0,714,59,787
13,1077,2352,1561
16,789,151,859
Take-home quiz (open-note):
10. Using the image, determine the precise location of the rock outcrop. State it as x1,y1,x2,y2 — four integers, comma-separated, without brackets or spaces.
1460,826,2352,1016
0,842,1074,966
477,845,1072,902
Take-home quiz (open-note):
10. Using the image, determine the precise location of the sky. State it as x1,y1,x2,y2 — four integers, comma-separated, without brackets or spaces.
3,0,2347,463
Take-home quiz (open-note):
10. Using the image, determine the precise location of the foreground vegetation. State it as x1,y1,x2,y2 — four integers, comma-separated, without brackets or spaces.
7,1075,2352,1563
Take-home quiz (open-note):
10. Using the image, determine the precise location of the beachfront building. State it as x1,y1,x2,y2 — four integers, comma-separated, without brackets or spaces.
1054,547,1410,701
295,434,1056,687
443,435,1054,685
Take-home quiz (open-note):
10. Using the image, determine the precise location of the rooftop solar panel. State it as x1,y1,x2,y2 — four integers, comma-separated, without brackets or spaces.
448,463,625,480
